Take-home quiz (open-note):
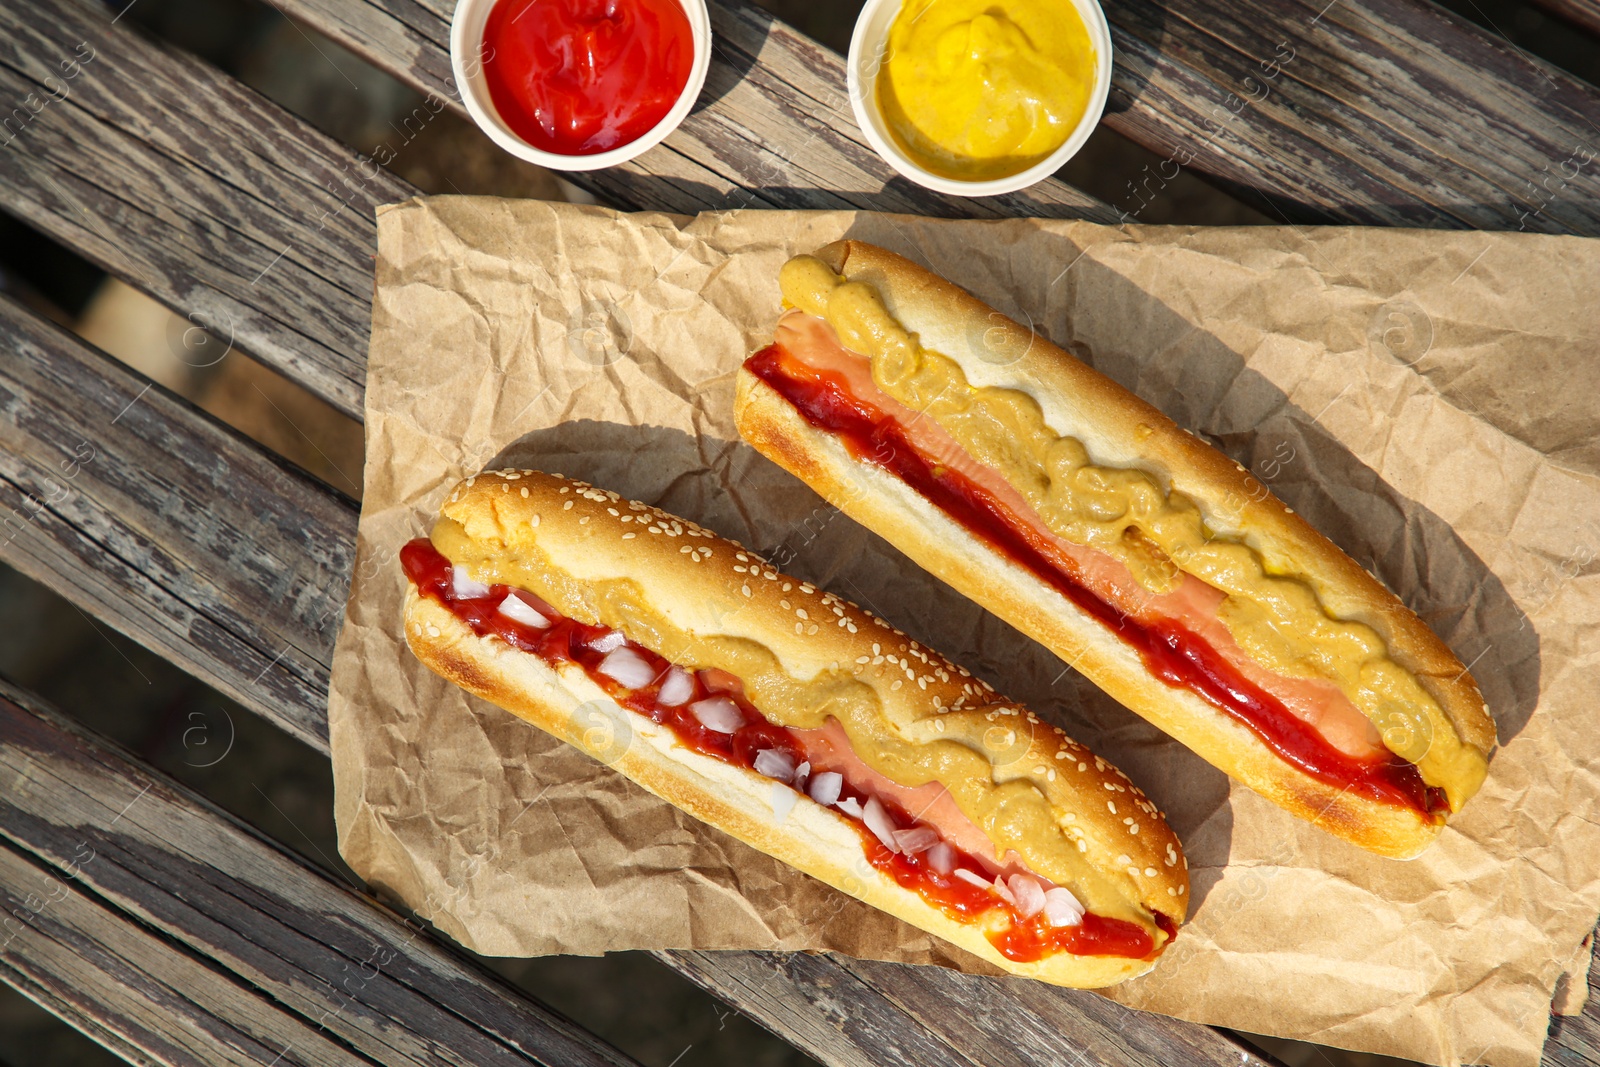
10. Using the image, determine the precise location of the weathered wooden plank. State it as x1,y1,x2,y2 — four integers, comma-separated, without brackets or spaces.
0,678,644,1067
661,950,1286,1067
278,0,1600,235
654,951,990,1067
839,956,1277,1067
0,841,369,1067
1098,0,1600,233
0,276,1283,1067
0,288,353,752
0,0,413,421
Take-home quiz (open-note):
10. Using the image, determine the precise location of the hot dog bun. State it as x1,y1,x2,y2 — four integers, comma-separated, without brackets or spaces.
733,241,1495,859
403,469,1188,987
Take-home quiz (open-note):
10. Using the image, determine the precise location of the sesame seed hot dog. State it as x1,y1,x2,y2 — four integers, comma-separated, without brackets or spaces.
401,469,1187,987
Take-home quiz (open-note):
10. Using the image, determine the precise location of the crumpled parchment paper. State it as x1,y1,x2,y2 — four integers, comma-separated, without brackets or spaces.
329,197,1600,1067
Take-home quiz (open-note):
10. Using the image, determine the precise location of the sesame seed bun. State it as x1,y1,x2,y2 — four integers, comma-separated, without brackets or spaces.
733,241,1496,859
403,469,1188,986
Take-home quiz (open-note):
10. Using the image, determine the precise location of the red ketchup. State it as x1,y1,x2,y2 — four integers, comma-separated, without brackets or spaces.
481,0,694,156
400,537,1169,962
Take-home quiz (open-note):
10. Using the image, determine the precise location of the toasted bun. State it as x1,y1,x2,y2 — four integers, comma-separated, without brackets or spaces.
404,469,1188,986
733,240,1496,859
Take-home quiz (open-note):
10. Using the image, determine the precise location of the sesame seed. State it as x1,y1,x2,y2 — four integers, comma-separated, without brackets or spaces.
520,487,529,498
742,585,752,597
934,719,945,733
1116,854,1131,865
530,514,540,527
806,624,818,635
501,484,509,492
1047,769,1057,781
795,622,804,634
734,565,746,573
891,679,902,690
563,501,573,510
1127,866,1141,878
622,533,636,539
780,599,791,609
1145,867,1158,878
782,582,792,592
607,508,619,516
1178,885,1185,894
1077,840,1087,852
1107,801,1117,814
796,609,808,620
426,624,441,637
1077,762,1088,771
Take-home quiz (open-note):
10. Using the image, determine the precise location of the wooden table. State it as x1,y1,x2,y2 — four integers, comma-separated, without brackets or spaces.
1,0,1597,1064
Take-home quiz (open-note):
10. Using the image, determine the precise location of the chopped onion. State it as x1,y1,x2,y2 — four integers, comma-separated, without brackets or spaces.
496,594,550,628
656,667,694,707
808,771,843,807
698,667,743,694
925,842,956,875
689,696,743,734
770,782,798,824
597,648,656,689
792,760,810,792
892,827,940,855
835,796,863,819
862,796,900,853
753,749,797,781
993,875,1017,906
1008,874,1046,919
1044,888,1085,928
588,630,626,654
451,565,492,599
952,868,991,890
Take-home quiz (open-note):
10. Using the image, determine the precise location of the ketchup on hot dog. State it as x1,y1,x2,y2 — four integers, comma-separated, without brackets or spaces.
401,536,1164,962
481,0,694,156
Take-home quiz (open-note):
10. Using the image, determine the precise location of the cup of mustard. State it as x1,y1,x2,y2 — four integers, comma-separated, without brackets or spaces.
848,0,1112,195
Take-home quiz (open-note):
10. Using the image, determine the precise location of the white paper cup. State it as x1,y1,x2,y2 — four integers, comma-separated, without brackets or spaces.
847,0,1113,197
450,0,711,171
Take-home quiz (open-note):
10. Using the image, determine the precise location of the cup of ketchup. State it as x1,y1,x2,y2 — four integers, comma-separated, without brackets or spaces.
450,0,710,169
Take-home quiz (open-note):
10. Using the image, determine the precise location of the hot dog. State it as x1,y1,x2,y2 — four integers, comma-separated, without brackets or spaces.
401,469,1187,986
733,242,1496,859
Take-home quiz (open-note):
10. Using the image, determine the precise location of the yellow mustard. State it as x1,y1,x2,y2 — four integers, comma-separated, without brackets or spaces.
779,256,1490,809
877,0,1096,181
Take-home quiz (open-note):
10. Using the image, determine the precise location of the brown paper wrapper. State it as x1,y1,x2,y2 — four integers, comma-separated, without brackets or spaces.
330,198,1600,1067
